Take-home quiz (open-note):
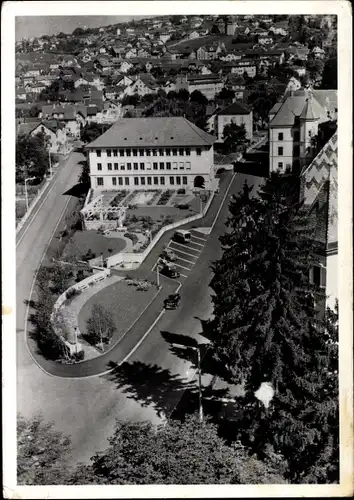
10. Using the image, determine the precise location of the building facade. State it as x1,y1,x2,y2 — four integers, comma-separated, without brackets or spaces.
207,101,253,142
86,117,217,192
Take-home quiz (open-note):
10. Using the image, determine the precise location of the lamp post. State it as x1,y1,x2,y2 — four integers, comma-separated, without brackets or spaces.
171,343,203,423
74,326,78,354
24,176,36,212
48,150,53,179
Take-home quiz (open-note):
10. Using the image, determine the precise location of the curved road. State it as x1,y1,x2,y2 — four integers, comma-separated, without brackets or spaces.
16,156,263,464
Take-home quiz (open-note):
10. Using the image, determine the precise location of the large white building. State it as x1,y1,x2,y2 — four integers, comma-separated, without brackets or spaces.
207,101,253,142
86,117,218,192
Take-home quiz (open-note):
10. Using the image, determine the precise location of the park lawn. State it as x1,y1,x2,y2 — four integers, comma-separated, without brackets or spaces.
126,205,198,223
63,230,127,261
78,279,158,348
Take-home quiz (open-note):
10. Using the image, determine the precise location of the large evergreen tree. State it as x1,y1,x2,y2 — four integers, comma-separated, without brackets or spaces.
210,173,338,482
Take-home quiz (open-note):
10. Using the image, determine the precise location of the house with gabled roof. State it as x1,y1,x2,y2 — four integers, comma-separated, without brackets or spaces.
207,101,253,142
17,119,68,153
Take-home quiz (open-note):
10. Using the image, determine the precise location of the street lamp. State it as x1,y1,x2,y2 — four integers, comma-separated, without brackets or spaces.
48,150,53,179
24,176,36,212
172,342,204,423
74,326,79,354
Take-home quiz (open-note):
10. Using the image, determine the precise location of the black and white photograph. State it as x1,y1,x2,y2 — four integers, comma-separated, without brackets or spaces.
2,1,353,497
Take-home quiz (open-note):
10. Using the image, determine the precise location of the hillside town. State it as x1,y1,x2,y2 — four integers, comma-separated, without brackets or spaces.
15,13,342,489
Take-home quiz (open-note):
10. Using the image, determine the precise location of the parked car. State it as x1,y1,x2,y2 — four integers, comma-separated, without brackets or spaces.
164,293,181,310
175,203,190,210
173,230,191,243
160,262,180,279
161,248,177,261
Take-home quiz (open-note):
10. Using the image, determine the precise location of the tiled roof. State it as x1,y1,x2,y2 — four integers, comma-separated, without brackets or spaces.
86,117,217,148
217,101,251,115
301,132,338,248
269,89,330,128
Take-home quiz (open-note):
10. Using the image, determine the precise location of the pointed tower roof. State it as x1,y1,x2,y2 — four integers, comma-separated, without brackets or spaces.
300,96,319,120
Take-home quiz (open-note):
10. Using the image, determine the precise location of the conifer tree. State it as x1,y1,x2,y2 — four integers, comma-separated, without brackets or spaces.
210,172,338,482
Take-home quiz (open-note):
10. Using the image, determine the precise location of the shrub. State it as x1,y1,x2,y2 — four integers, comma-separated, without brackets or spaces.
177,188,186,194
124,232,139,246
73,350,85,361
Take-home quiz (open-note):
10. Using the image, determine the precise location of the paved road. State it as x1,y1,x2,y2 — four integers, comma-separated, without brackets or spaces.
16,159,263,465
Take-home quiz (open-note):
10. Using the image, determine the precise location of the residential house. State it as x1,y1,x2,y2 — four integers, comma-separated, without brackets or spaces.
16,87,27,100
292,65,306,78
219,52,243,62
228,60,257,78
269,22,288,36
159,32,171,44
125,48,138,59
115,74,135,87
175,73,224,101
30,82,46,95
258,35,274,46
85,117,218,193
196,44,223,61
207,101,253,142
40,104,87,137
287,46,310,62
189,31,200,39
23,69,41,78
17,119,68,154
268,87,337,174
124,74,158,97
119,60,134,73
225,75,247,100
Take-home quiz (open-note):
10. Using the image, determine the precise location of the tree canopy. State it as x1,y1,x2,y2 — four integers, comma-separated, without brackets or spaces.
320,58,337,90
70,414,286,485
209,173,339,482
222,122,250,154
80,122,112,143
16,131,50,183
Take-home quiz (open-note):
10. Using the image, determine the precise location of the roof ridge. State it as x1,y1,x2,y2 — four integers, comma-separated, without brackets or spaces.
181,117,213,144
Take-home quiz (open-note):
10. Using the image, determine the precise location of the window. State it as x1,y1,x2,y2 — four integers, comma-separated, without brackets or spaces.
134,177,139,186
169,176,174,185
185,148,191,156
153,177,159,185
134,162,138,170
133,149,138,156
166,148,171,156
125,177,129,186
186,162,191,170
146,162,151,170
153,162,158,170
152,149,158,156
196,148,202,156
139,149,144,156
159,148,164,156
120,163,125,170
179,148,184,156
140,177,146,185
119,149,124,157
159,162,164,170
127,163,132,170
96,149,101,157
114,163,119,170
278,147,283,155
172,148,177,156
278,162,283,169
113,149,118,156
112,177,117,186
108,163,112,170
140,163,145,170
126,149,131,157
97,163,102,170
172,162,178,170
166,162,171,170
118,177,123,186
107,149,112,157
182,176,188,185
179,162,184,170
160,176,165,185
278,133,283,141
97,177,103,186
311,265,326,288
176,176,181,185
146,149,151,156
147,177,152,185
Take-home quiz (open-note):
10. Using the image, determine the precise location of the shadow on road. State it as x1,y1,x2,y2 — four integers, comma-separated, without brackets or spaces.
63,183,88,198
104,359,233,422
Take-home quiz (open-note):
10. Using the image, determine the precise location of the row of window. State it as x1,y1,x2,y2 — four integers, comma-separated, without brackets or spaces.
97,161,192,171
96,147,203,158
96,175,189,187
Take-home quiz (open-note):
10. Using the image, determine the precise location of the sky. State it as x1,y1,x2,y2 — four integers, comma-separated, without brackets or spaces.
15,15,152,41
